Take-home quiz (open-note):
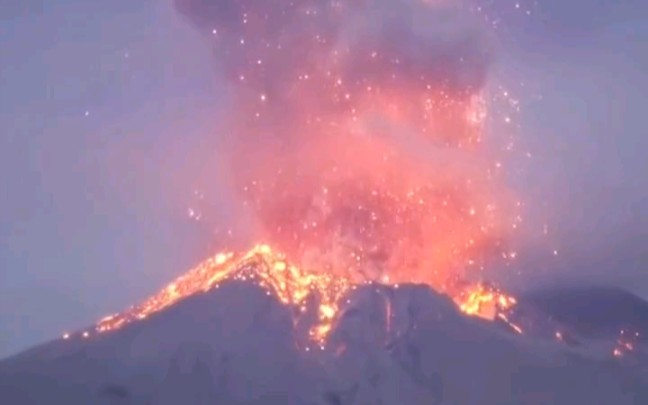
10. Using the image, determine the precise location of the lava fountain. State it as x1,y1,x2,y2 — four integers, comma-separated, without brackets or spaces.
69,1,526,345
199,0,519,287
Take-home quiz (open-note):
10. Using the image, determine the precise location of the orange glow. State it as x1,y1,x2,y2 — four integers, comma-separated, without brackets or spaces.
79,3,528,347
222,34,519,296
87,244,520,346
82,50,523,347
228,86,516,292
453,283,518,322
95,244,353,345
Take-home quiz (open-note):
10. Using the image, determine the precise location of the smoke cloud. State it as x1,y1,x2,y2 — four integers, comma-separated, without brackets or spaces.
174,0,516,291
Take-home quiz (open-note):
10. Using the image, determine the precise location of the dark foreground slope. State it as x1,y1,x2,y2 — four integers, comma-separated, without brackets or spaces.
1,281,647,405
522,286,648,339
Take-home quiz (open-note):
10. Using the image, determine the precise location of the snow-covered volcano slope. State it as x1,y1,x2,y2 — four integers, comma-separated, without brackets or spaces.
1,281,647,405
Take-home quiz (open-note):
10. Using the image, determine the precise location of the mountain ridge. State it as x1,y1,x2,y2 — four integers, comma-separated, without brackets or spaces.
2,280,647,404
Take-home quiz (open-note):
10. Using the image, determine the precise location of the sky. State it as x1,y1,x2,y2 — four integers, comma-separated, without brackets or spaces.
0,0,646,358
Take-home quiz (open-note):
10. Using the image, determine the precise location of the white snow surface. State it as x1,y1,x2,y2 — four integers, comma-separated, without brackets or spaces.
1,281,646,404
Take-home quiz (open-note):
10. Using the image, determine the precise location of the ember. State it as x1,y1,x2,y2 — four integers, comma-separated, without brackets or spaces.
613,329,640,358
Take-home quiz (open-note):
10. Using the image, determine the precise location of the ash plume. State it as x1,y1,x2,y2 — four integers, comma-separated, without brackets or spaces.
174,0,514,291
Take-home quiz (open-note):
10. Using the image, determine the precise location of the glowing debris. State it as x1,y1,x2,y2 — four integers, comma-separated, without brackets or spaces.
454,283,517,321
95,245,352,344
87,244,524,346
613,329,640,359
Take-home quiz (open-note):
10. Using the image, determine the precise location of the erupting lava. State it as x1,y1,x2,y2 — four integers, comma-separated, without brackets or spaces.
91,244,520,346
81,1,529,346
96,244,353,344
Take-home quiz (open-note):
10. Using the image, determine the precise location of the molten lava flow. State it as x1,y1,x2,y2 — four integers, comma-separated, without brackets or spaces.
452,282,522,333
95,244,354,344
453,283,517,320
87,244,520,346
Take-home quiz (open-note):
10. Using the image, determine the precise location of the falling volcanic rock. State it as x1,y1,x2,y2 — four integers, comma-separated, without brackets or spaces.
2,280,648,405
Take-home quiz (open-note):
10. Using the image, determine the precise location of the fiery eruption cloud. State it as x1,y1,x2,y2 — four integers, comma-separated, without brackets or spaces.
71,1,526,345
179,0,518,286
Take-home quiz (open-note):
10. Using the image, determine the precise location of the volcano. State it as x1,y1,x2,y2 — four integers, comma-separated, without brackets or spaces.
1,252,647,405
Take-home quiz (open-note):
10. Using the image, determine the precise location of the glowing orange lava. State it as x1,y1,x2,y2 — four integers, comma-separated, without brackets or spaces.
85,244,519,346
95,245,354,344
453,282,522,333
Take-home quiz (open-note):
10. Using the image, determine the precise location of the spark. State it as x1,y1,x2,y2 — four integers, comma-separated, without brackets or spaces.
613,329,639,359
